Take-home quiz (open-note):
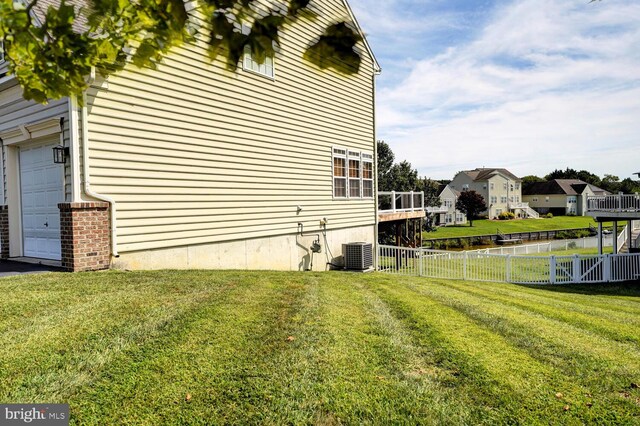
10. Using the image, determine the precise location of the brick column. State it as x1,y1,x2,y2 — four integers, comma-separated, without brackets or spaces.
59,202,111,272
0,205,8,259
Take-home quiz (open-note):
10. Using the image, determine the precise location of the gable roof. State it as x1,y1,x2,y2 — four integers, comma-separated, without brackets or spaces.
341,0,381,74
461,168,521,182
523,179,609,196
437,184,460,197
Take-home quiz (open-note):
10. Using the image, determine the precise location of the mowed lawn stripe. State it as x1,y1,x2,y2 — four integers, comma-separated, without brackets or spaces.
304,276,472,424
396,279,640,421
69,272,299,424
454,279,640,318
369,278,589,424
438,280,640,347
0,271,239,403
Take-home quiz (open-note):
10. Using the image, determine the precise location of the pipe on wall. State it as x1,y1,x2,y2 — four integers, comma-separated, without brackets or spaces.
79,68,119,257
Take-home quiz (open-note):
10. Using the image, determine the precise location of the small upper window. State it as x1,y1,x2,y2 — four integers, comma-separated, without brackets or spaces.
243,45,274,79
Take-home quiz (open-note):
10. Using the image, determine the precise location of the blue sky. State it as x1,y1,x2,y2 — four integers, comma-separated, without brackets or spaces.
348,0,640,181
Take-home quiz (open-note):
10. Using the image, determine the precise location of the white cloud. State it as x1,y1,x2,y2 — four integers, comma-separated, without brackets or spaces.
365,0,640,180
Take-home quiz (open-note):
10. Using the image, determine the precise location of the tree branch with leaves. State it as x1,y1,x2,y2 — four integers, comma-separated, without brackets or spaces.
0,0,364,103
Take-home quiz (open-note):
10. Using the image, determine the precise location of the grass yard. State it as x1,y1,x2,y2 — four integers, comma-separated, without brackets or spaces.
427,216,602,239
1,271,639,425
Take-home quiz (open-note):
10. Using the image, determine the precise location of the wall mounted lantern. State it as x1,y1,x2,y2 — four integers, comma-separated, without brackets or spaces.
52,145,69,164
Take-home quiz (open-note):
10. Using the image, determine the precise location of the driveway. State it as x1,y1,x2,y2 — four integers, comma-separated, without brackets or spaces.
0,260,62,277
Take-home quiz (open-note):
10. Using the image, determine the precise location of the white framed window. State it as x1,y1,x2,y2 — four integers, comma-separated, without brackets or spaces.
545,196,550,202
515,183,520,190
503,183,507,190
491,196,497,204
348,151,361,198
242,45,275,79
490,183,494,190
532,197,539,202
501,196,507,203
444,199,453,208
462,184,469,191
362,153,373,198
332,147,373,199
332,148,347,198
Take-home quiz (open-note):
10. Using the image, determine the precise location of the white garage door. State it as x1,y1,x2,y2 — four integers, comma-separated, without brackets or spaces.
20,142,64,260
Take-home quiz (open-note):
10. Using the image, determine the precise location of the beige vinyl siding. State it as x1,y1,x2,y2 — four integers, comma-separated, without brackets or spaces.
86,0,376,253
0,82,71,203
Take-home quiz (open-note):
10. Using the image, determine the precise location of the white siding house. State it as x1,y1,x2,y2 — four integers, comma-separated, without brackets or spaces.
0,0,381,271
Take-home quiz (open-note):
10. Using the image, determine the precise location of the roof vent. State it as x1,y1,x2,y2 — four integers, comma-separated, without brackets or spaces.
343,242,373,271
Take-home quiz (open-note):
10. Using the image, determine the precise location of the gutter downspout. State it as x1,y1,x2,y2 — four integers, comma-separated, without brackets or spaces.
373,68,380,271
81,67,119,257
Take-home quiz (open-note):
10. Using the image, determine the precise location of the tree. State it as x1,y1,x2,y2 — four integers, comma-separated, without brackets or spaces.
620,178,640,194
599,174,620,193
544,168,601,186
416,177,441,208
387,161,418,193
0,0,363,103
376,140,395,192
521,175,545,194
456,190,487,227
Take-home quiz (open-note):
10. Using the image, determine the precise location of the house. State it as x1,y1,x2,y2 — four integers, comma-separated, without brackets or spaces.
449,168,538,219
523,179,609,216
0,0,381,272
426,185,467,226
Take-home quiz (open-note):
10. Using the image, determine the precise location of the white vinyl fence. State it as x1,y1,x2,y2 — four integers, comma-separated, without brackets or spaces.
378,245,640,285
471,236,613,255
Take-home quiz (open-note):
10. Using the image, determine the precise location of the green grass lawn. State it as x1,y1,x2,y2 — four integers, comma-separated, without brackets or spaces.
1,271,639,425
426,216,602,239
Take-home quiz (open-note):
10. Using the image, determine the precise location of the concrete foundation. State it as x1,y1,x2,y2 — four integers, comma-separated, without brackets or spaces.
112,225,375,271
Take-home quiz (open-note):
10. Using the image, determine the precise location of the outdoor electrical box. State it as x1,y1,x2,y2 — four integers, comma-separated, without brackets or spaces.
343,242,373,271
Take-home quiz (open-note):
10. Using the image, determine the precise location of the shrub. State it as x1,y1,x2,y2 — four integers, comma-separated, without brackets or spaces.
498,212,516,220
546,213,554,219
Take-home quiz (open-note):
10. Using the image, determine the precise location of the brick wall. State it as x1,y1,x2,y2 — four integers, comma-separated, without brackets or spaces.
0,205,8,259
59,202,110,272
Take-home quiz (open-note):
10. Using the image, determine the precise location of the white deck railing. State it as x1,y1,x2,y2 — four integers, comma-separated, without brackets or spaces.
472,236,613,255
508,202,540,219
425,205,448,214
587,194,640,212
378,191,424,214
378,245,640,284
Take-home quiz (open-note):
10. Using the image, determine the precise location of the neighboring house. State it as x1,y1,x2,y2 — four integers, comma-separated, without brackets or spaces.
427,185,467,226
449,168,537,219
0,0,381,271
523,179,610,216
